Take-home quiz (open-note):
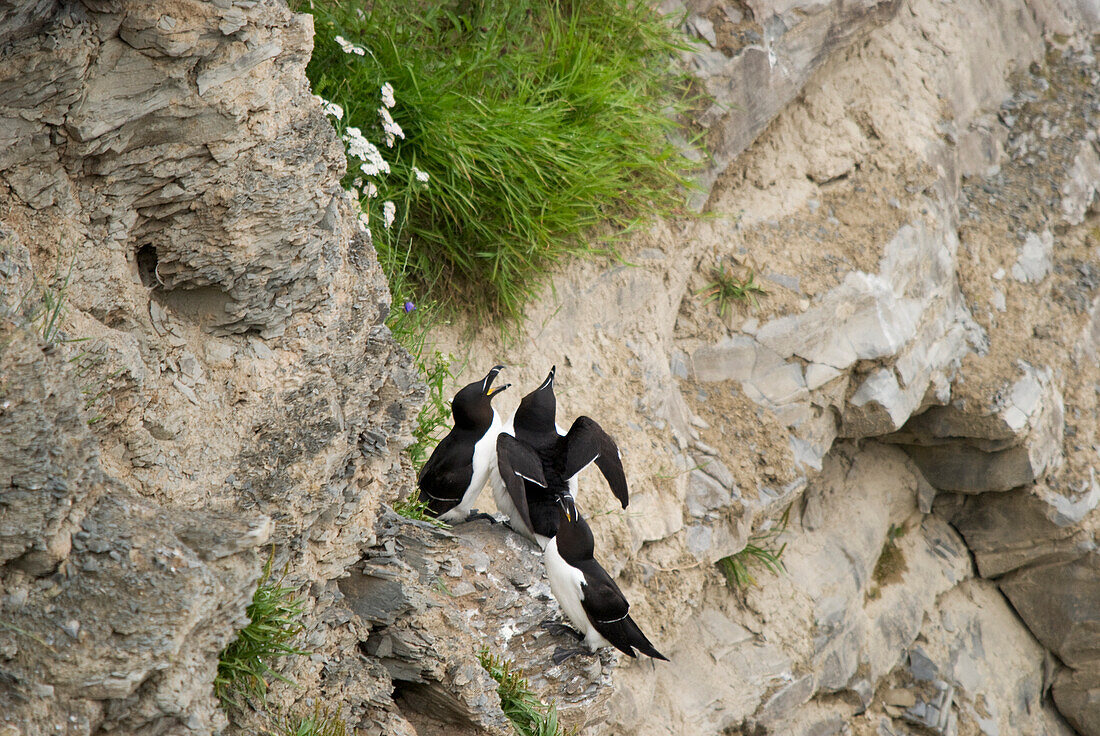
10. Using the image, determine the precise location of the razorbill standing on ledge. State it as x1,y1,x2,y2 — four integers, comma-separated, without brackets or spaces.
418,365,510,522
543,493,668,663
491,366,628,548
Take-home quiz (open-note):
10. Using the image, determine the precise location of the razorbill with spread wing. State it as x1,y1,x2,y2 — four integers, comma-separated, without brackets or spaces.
543,493,668,663
418,365,510,522
491,366,628,548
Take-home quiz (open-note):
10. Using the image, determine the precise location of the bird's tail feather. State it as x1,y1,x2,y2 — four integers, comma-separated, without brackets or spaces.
605,616,669,661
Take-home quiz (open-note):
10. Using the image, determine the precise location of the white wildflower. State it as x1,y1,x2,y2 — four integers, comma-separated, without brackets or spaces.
413,167,430,183
380,82,395,109
343,127,391,175
365,181,379,198
352,177,363,190
378,107,404,147
358,211,370,232
314,95,343,120
334,35,367,56
360,150,390,177
343,127,370,159
382,201,396,230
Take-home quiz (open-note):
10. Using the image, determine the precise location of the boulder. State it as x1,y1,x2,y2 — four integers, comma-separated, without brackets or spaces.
999,552,1100,670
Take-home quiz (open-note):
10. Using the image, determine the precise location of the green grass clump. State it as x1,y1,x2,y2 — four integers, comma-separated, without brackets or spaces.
872,522,909,586
479,649,568,736
215,554,308,708
35,267,71,344
5,255,76,345
699,266,766,318
718,507,789,590
299,0,698,321
272,706,347,736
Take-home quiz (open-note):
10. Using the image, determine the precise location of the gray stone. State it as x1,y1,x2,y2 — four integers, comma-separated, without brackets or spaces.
66,39,189,142
685,14,717,47
685,524,714,558
903,442,1042,493
1011,230,1053,283
669,348,690,379
0,318,103,568
1052,667,1100,736
691,335,758,382
843,368,920,437
686,0,902,203
697,456,737,490
0,0,57,47
763,271,802,293
909,647,939,681
750,360,808,406
806,362,842,390
1036,469,1100,526
626,490,684,546
1060,141,1100,225
755,674,816,724
947,488,1088,577
686,469,734,517
1000,552,1100,669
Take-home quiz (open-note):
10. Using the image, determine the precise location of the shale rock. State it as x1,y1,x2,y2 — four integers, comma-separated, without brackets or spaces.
340,512,617,735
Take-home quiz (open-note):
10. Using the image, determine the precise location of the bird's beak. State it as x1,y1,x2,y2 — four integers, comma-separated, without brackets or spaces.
484,365,509,397
538,365,556,391
558,493,577,523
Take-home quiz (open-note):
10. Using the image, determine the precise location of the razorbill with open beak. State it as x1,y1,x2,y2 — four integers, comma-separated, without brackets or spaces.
417,365,510,522
543,493,668,663
491,366,628,548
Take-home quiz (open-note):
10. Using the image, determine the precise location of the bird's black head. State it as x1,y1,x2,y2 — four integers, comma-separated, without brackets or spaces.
451,365,509,431
554,492,593,562
514,366,557,441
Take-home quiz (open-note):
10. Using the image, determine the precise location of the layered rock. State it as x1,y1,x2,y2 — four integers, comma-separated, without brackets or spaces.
5,0,1100,733
431,0,1100,733
0,0,419,732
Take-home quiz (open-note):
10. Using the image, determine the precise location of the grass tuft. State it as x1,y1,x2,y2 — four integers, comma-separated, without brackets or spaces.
34,261,74,344
479,649,569,736
272,706,347,736
298,0,699,321
215,552,308,709
402,351,454,473
391,349,452,526
718,506,789,590
699,266,766,318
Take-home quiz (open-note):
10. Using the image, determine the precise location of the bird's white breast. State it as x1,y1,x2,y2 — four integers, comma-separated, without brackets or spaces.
544,538,592,637
469,411,502,495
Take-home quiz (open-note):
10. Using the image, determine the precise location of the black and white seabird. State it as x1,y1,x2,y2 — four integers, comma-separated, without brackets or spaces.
543,493,668,663
491,366,628,548
417,365,510,522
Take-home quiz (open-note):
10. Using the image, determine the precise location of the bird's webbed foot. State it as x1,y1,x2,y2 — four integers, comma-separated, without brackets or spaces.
462,510,498,523
551,646,590,665
540,619,584,641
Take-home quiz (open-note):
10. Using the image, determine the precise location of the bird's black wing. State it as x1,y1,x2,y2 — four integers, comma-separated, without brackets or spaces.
496,434,547,532
563,416,628,508
577,559,631,625
417,432,472,504
578,560,668,661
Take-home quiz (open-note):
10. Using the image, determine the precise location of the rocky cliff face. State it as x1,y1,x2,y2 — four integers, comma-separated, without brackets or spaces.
434,0,1100,734
0,1,419,733
3,1,1100,735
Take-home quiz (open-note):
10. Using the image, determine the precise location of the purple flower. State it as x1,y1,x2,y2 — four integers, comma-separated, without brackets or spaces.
403,301,416,314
